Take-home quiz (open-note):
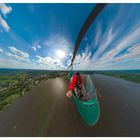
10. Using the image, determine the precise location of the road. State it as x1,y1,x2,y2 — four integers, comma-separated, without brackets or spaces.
0,74,140,136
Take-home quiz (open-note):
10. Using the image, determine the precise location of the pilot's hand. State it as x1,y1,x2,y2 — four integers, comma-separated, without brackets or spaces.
66,90,72,98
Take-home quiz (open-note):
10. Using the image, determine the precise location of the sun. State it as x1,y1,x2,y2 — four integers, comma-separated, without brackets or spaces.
56,50,66,59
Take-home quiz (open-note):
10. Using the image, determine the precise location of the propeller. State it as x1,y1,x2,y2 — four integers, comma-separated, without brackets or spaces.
68,4,107,70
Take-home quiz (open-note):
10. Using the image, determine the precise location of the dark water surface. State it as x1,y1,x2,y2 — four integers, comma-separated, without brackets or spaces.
0,74,140,136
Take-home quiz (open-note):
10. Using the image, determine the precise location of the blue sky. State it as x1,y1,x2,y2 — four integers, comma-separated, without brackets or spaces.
0,3,140,70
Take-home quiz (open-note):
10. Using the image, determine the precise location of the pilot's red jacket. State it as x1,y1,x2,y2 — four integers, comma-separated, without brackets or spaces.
68,74,83,91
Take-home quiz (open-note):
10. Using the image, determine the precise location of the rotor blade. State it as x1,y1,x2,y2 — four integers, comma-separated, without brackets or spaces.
70,3,107,67
67,63,72,70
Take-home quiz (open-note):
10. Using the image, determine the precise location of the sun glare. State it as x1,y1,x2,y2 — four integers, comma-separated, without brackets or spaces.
56,50,66,59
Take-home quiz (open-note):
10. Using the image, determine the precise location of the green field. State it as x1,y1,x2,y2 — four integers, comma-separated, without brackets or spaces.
0,69,67,112
97,71,140,84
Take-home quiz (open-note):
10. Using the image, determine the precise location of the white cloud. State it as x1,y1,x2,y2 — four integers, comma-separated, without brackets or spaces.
93,48,118,66
37,45,41,49
6,53,31,63
94,23,102,47
0,4,12,32
116,25,140,53
44,35,73,67
0,4,12,17
7,46,30,63
72,47,123,70
115,44,140,62
82,6,140,70
45,34,72,54
8,46,29,58
0,14,10,32
101,49,118,62
71,47,107,70
91,43,140,70
32,41,42,51
71,24,140,70
94,27,116,58
0,48,4,53
32,46,37,51
87,24,140,70
105,25,140,61
36,55,66,70
73,48,93,70
0,56,40,69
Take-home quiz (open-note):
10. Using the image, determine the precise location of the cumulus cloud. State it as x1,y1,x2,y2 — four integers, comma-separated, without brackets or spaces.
0,48,4,53
0,3,12,17
36,55,66,70
71,47,109,70
73,48,93,70
0,15,10,32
